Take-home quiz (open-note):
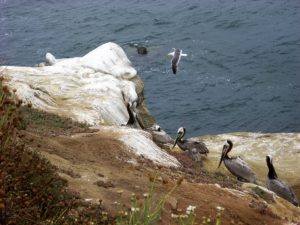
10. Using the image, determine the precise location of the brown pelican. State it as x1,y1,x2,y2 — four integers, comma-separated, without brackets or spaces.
147,124,173,145
172,127,209,161
266,155,299,206
218,140,256,184
168,48,187,74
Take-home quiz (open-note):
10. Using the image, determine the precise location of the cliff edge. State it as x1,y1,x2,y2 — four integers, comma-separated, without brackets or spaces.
1,43,299,224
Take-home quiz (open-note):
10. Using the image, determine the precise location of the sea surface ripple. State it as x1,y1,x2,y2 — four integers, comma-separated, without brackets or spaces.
1,0,299,137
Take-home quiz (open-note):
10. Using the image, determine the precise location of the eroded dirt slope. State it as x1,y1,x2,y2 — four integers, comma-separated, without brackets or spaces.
19,114,300,225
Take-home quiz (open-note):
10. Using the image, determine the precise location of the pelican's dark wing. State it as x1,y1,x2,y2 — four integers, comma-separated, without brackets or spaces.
267,179,299,206
178,139,209,155
171,50,180,74
224,157,256,183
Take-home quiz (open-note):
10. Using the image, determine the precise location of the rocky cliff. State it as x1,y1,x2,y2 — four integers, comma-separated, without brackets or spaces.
0,42,154,127
1,42,299,224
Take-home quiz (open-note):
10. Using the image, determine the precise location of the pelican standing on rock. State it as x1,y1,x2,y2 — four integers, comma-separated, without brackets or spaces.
168,48,187,74
266,155,299,206
147,124,173,145
172,127,209,161
218,140,256,184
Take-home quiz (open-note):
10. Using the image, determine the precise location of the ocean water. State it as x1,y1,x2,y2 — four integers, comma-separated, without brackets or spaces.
1,0,300,138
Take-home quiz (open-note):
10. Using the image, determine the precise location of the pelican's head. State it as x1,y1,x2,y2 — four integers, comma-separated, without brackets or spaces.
154,124,161,132
266,155,274,169
218,140,233,168
224,140,233,151
266,155,272,164
177,127,185,135
266,155,278,179
172,127,186,149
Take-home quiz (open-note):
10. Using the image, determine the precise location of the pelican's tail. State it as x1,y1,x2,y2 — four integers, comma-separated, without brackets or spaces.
172,65,177,74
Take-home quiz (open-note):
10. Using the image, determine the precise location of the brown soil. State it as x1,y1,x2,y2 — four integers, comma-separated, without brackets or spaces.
19,112,300,225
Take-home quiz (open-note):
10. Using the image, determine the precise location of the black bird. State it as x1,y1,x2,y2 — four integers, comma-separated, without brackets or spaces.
121,102,144,129
266,155,299,206
168,48,187,74
125,102,135,125
172,127,209,161
218,140,256,184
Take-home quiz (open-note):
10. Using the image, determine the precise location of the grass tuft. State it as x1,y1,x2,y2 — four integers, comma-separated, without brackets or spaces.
0,78,109,224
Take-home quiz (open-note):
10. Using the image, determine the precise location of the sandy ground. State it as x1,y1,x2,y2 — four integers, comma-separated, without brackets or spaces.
19,124,300,225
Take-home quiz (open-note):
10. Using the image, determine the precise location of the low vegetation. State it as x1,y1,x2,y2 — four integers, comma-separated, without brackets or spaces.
0,79,109,224
114,171,223,225
0,76,224,224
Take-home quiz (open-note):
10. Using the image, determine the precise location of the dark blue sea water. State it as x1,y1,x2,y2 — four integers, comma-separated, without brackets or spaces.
1,0,300,137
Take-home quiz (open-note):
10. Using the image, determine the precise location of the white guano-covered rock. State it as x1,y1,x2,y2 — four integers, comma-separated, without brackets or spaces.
0,42,139,126
101,126,180,167
1,42,177,167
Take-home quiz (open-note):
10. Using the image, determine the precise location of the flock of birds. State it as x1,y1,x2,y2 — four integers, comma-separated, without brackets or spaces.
173,127,299,207
171,127,298,207
123,48,299,207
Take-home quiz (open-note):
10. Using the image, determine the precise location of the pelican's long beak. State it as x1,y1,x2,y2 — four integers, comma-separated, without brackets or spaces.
218,146,227,168
172,133,181,149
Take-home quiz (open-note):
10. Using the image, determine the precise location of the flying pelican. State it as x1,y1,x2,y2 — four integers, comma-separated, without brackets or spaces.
266,155,299,206
218,140,256,184
168,48,187,74
172,127,209,161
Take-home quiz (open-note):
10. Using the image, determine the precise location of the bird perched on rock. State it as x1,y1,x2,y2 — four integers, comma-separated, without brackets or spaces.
172,127,209,161
266,155,299,206
147,124,173,145
121,102,144,129
218,140,256,184
168,48,187,74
